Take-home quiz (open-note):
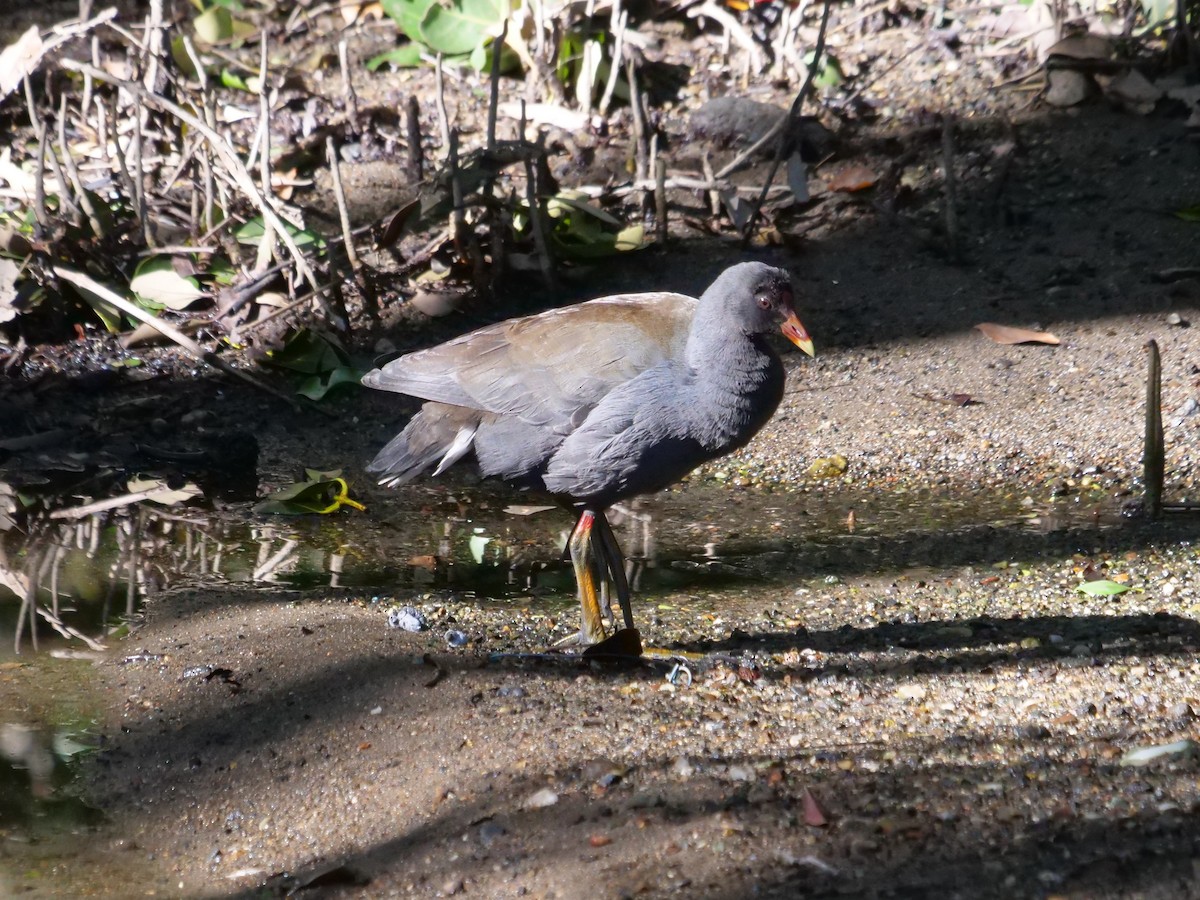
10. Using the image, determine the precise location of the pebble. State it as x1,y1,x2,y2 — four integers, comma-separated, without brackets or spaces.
727,764,755,782
522,787,559,809
671,756,696,778
478,821,505,848
387,606,428,632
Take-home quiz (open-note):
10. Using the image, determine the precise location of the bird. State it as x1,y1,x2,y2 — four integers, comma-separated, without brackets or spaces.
362,261,814,655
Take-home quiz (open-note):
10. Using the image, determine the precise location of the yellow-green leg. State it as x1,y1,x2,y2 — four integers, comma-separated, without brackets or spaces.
568,509,608,645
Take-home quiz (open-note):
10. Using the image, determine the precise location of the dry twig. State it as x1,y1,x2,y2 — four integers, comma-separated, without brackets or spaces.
52,265,306,412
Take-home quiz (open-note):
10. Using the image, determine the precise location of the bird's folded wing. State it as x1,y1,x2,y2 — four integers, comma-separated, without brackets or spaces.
362,292,696,432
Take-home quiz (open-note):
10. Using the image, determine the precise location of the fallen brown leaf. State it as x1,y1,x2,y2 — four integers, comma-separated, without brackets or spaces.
802,789,829,827
975,322,1061,346
826,164,879,193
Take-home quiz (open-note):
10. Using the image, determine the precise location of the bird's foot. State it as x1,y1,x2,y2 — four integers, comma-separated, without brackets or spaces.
549,627,643,658
582,628,643,658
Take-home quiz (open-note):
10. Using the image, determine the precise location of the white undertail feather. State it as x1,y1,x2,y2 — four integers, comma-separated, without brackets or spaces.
432,424,479,476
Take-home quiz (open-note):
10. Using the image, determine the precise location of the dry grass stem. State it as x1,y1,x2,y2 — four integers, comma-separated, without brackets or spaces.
738,0,836,242
654,156,667,245
687,1,766,72
523,133,556,291
434,54,451,149
59,61,325,309
599,3,626,117
51,265,306,412
487,18,508,152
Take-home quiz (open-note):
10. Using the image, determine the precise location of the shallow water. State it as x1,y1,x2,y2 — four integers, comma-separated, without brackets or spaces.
0,476,1155,894
0,480,1127,657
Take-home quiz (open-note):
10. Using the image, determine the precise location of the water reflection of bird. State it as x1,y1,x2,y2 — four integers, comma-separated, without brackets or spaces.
363,262,814,655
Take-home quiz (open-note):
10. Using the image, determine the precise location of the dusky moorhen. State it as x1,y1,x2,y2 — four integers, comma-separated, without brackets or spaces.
363,262,814,653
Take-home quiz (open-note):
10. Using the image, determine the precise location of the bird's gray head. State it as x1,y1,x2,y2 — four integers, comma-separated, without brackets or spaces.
699,262,815,356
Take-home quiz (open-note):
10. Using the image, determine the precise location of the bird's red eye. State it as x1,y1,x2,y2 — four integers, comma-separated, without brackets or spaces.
755,294,771,310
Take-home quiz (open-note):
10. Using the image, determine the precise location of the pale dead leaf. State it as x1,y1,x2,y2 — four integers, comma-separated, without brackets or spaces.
826,163,879,193
255,291,290,309
498,101,589,131
802,789,829,827
975,322,1061,345
0,257,21,323
1046,33,1112,63
0,26,42,102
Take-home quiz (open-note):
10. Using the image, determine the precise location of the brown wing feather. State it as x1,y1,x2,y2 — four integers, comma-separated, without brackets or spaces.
362,292,696,432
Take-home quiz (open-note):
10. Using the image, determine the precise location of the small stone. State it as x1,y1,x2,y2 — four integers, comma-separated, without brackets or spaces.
1018,723,1051,740
441,876,464,896
523,787,559,809
387,606,428,632
1120,739,1200,767
671,755,695,778
1170,701,1194,719
727,764,755,782
478,821,505,847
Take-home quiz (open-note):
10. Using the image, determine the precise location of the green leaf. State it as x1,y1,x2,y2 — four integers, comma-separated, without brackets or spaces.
1076,579,1130,596
805,51,845,89
130,255,206,310
209,255,237,286
1141,0,1173,25
64,272,125,333
366,43,426,70
254,471,366,515
220,68,250,91
235,216,325,251
296,365,364,401
171,34,202,79
547,192,622,226
380,0,435,40
1173,203,1200,223
419,0,507,56
193,6,233,44
266,328,350,375
613,224,645,252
